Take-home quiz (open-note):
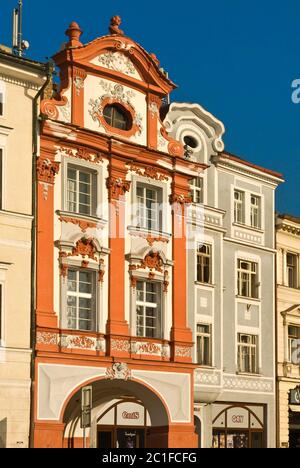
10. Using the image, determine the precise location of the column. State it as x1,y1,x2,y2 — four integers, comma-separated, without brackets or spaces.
106,157,130,356
170,173,193,362
36,155,60,328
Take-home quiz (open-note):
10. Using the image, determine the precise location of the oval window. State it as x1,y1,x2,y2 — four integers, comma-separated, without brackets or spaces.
103,104,132,131
183,135,198,149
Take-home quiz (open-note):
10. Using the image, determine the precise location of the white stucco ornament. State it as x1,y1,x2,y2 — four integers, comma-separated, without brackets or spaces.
97,51,140,79
106,362,131,381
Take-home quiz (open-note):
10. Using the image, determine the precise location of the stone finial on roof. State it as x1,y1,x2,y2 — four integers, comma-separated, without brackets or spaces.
109,16,124,36
65,21,83,47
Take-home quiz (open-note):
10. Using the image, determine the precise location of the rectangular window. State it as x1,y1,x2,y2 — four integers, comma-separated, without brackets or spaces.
190,177,203,204
196,324,212,366
234,190,245,224
136,184,161,231
250,195,261,229
237,259,258,298
0,283,3,344
66,269,96,331
238,334,258,374
0,149,2,210
287,253,298,289
0,91,3,117
136,281,162,339
197,244,212,284
67,166,94,216
288,325,300,363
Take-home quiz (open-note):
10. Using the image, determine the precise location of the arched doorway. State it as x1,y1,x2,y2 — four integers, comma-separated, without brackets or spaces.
62,378,169,448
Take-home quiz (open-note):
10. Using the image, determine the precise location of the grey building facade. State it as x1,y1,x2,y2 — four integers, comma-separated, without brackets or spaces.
164,102,283,448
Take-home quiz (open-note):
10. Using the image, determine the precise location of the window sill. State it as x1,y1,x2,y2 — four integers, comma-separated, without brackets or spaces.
57,210,107,227
195,281,215,288
236,295,261,303
196,365,215,370
233,222,264,234
236,372,262,377
128,225,172,240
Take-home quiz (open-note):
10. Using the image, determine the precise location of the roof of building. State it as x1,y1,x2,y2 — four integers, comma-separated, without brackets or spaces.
0,48,48,72
277,213,300,225
221,151,284,180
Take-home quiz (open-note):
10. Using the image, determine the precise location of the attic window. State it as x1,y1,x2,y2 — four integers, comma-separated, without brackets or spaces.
103,104,132,131
183,135,198,149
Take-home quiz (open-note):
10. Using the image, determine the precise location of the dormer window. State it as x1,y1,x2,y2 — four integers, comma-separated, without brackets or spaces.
103,104,132,131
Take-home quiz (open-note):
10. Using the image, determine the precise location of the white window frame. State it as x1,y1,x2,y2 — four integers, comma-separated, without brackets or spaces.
0,81,5,118
0,264,9,347
234,190,245,224
66,165,95,216
136,280,162,339
287,252,298,289
190,177,204,204
237,333,258,374
196,323,212,366
288,325,300,363
136,183,162,232
196,243,212,284
237,259,259,299
250,194,261,229
63,267,97,332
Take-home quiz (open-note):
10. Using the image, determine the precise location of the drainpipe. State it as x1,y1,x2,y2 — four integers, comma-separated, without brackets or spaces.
29,62,54,448
274,214,280,448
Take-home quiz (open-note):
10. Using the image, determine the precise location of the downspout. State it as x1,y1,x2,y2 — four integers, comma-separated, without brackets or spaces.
29,62,54,448
274,214,280,448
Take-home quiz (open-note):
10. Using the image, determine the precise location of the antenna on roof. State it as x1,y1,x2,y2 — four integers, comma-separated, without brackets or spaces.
12,1,29,57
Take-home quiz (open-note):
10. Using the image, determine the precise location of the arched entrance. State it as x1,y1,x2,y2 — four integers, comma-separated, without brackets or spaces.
62,378,169,448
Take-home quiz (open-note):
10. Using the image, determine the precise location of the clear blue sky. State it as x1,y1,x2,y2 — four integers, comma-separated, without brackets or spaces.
1,1,299,215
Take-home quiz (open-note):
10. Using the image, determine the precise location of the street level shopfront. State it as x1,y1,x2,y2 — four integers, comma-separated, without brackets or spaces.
212,403,266,449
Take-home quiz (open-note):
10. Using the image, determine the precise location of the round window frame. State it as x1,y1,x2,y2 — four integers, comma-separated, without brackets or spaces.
95,98,141,138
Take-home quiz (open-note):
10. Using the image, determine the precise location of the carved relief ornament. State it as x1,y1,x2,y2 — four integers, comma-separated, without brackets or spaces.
106,176,131,200
129,164,168,182
37,158,60,184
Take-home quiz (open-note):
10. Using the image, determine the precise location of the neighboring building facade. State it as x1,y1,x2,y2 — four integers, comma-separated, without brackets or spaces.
165,103,283,448
33,19,205,448
0,48,47,447
276,214,300,449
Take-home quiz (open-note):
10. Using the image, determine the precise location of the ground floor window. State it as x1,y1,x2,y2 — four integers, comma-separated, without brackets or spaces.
212,403,265,449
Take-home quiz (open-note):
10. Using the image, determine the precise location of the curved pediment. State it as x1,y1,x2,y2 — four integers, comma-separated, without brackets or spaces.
54,32,176,96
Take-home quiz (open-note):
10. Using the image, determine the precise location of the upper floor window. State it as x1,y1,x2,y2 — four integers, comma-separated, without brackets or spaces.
250,195,261,229
0,91,3,117
288,325,300,363
136,281,162,339
66,269,96,331
103,104,132,131
234,190,245,224
197,244,212,284
238,333,258,374
237,259,259,298
136,184,162,231
287,253,298,289
190,177,203,204
67,166,95,216
0,149,2,210
196,324,212,366
0,283,3,345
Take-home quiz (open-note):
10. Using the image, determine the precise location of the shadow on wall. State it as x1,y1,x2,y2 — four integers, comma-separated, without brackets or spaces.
0,418,7,448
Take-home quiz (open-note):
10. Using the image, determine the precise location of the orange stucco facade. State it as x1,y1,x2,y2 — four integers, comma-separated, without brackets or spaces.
33,17,205,448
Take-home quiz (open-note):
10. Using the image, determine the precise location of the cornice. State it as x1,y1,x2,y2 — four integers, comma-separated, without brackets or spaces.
212,156,283,186
0,72,42,90
276,221,300,237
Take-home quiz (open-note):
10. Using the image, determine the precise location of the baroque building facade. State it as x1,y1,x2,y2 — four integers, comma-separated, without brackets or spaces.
0,48,47,447
276,214,300,448
165,105,283,448
33,18,204,448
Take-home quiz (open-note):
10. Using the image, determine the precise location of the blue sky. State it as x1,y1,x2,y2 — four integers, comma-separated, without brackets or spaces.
1,1,299,215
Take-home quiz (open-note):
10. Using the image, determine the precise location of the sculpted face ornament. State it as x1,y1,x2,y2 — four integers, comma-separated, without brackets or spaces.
109,15,124,36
